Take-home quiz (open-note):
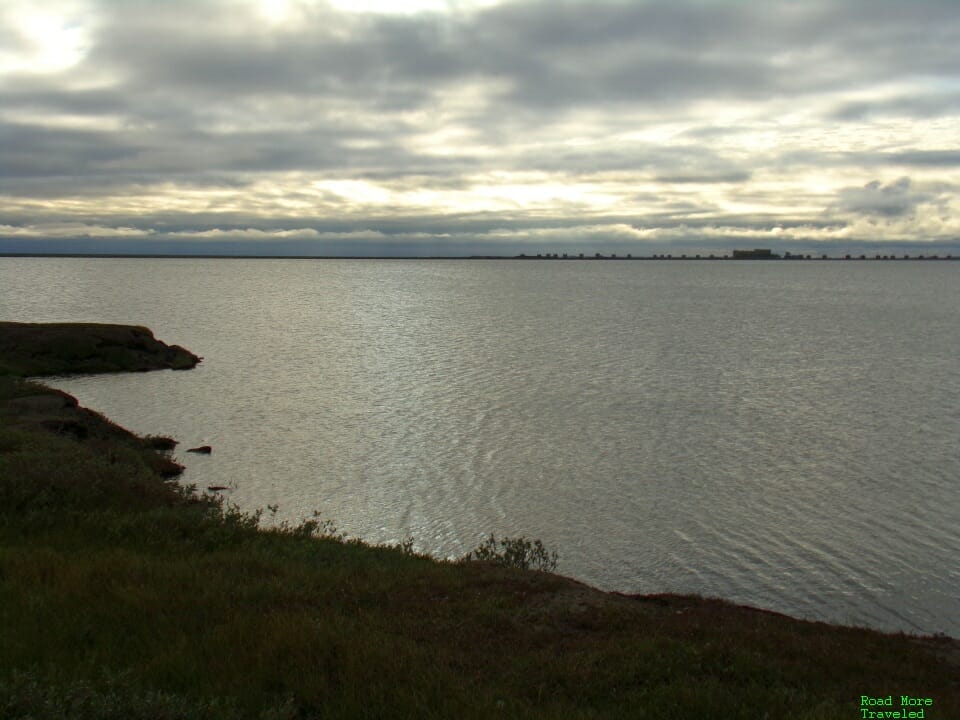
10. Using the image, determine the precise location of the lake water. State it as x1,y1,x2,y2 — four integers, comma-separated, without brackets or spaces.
2,257,958,636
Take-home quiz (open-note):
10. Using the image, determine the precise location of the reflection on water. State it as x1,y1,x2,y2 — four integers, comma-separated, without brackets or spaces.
3,257,958,636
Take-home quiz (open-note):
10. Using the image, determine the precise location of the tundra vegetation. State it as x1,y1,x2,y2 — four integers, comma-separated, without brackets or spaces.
0,323,957,719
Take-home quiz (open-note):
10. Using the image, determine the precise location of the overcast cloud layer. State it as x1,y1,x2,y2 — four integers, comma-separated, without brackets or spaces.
1,0,958,256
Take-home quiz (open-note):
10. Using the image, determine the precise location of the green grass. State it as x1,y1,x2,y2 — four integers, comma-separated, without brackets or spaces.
1,326,958,718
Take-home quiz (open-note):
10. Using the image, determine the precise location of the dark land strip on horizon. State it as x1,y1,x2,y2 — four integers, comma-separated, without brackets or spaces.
2,253,958,260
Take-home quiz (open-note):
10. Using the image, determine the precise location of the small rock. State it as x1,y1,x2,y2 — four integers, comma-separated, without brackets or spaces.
187,445,212,454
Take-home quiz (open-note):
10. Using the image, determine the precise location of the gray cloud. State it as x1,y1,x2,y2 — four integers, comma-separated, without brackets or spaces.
1,0,958,256
829,92,960,121
0,122,139,178
832,177,927,218
71,0,960,119
654,171,752,185
885,151,960,168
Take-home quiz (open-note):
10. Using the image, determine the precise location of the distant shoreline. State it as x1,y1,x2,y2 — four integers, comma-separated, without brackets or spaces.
1,252,957,261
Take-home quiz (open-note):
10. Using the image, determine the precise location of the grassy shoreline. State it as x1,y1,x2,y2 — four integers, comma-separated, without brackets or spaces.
1,323,957,719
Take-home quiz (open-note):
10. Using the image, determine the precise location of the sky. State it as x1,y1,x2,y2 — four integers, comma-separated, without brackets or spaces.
0,0,958,257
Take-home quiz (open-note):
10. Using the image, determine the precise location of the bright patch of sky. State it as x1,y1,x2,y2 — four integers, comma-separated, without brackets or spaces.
0,0,93,74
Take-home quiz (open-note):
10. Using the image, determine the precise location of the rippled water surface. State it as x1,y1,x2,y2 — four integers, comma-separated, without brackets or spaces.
2,257,958,635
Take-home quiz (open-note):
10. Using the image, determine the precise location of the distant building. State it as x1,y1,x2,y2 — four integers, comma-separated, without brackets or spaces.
732,248,780,259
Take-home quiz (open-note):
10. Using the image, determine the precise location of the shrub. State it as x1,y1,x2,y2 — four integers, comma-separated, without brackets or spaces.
462,534,558,572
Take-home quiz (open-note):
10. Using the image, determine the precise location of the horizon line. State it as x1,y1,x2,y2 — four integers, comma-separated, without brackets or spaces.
1,253,957,261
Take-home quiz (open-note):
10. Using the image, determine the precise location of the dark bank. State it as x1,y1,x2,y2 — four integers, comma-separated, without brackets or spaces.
0,323,957,719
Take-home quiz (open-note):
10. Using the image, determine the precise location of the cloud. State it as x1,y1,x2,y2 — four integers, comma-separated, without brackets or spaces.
0,221,155,238
654,171,752,185
829,92,960,121
1,0,959,256
831,177,927,218
885,151,960,168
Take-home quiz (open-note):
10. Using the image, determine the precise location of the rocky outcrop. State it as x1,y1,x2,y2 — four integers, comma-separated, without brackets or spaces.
0,322,201,377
